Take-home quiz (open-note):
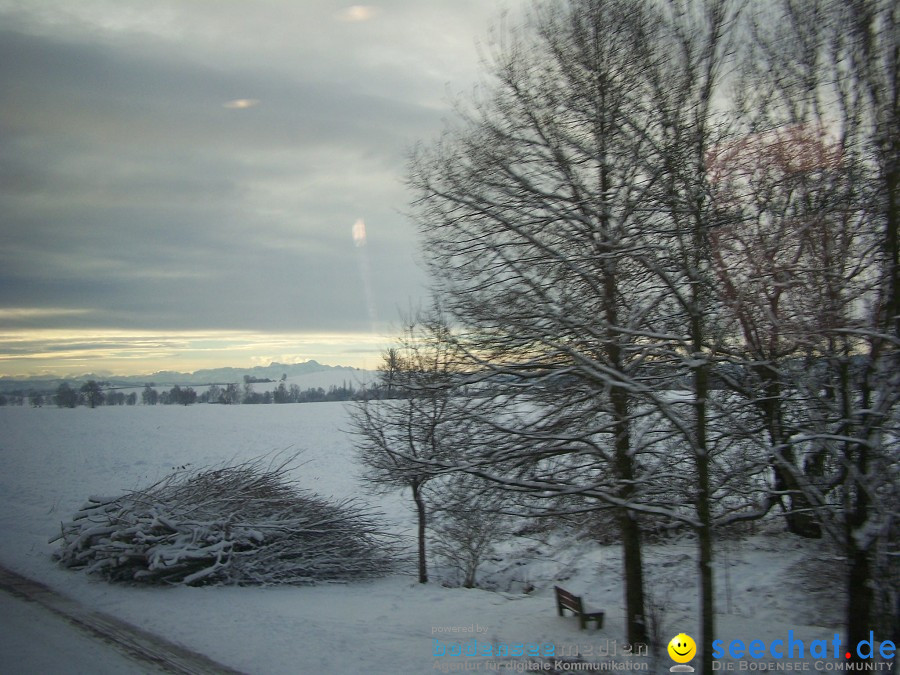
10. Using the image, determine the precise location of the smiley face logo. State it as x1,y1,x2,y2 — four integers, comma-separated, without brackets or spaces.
667,633,696,664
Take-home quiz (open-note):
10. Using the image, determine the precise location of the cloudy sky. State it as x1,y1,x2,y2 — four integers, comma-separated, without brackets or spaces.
0,0,517,377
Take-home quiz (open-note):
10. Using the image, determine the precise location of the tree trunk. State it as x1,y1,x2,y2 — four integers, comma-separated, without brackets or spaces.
846,538,873,665
886,162,899,340
618,508,648,647
846,371,872,664
758,367,822,539
611,383,648,647
412,482,428,584
693,356,715,675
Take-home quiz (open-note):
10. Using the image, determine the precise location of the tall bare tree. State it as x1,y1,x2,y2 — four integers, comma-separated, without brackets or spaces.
633,3,745,669
409,0,746,649
735,0,900,651
705,124,851,538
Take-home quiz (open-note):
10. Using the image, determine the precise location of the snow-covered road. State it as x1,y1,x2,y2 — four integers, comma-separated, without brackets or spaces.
0,590,162,674
0,564,243,674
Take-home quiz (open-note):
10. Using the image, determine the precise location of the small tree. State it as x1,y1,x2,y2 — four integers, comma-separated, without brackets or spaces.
141,385,159,405
54,382,79,408
204,384,223,404
174,386,197,406
348,311,464,583
222,383,241,405
431,475,509,588
80,380,105,408
273,380,290,403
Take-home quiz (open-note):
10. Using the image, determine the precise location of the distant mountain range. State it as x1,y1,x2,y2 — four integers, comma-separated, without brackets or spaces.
0,360,364,393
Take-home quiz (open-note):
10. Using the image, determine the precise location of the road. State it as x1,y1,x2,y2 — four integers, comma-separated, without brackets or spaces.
0,565,243,675
0,590,164,674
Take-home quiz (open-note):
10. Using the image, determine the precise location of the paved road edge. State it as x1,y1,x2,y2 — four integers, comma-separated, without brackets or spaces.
0,564,246,675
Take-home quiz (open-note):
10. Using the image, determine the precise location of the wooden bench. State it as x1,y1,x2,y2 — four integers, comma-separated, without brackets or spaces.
554,586,604,630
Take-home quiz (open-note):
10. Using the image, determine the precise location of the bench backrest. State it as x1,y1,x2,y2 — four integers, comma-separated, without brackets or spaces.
555,586,584,613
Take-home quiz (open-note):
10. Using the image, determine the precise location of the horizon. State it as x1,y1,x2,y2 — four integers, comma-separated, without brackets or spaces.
0,329,385,380
0,358,369,383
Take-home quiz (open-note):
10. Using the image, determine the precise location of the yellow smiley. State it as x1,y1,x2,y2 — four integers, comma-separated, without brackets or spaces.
667,633,697,663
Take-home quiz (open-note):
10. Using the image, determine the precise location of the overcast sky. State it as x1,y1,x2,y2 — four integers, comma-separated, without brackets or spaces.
0,0,518,377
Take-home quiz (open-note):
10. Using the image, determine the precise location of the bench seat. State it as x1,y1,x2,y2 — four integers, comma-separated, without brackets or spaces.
554,585,604,630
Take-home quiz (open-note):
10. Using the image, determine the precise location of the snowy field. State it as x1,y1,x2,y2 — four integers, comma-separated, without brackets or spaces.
0,402,862,674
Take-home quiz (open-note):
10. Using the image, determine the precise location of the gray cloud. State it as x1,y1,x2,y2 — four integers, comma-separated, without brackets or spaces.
0,1,519,375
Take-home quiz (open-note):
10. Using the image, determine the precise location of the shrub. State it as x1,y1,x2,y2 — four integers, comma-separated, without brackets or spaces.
51,457,401,585
430,477,509,588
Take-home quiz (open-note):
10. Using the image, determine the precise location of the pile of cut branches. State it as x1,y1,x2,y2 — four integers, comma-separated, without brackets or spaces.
51,457,402,585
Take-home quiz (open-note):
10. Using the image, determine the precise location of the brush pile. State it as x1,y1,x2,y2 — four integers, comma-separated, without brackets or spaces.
51,458,401,585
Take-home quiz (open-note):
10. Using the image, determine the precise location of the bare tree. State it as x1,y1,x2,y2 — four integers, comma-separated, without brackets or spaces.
222,383,241,405
410,0,752,666
141,384,158,405
348,311,466,584
55,382,79,408
430,474,510,589
735,0,900,651
408,0,895,667
409,0,738,648
705,124,851,538
80,380,105,408
634,1,744,667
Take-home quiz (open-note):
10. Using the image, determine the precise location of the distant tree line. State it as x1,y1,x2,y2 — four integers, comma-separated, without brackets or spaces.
1,378,386,409
45,381,138,408
0,392,28,406
140,380,362,405
4,381,144,408
63,380,365,407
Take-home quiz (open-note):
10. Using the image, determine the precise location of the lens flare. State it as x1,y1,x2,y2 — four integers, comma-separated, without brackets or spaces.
223,99,260,109
337,6,378,22
352,218,367,248
352,218,377,333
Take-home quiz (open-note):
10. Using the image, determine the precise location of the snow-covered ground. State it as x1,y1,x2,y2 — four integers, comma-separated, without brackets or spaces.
0,403,877,674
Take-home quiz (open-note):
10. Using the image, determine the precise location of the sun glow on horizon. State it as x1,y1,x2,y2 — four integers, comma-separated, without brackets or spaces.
0,329,386,378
